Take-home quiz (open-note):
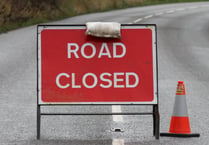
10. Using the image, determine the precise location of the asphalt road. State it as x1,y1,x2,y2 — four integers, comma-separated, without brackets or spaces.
1,2,209,145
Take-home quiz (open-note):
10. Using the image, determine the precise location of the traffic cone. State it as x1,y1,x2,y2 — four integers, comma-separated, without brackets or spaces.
160,81,200,137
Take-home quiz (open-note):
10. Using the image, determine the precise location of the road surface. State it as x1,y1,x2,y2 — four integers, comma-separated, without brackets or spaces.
0,2,209,145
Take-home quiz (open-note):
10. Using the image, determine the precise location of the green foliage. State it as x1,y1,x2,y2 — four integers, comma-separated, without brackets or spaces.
0,0,207,33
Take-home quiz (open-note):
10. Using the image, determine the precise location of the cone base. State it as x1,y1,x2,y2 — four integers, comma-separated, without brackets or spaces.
160,132,200,138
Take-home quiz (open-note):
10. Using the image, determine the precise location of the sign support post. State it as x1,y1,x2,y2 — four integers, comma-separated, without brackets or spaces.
153,104,160,139
37,105,41,140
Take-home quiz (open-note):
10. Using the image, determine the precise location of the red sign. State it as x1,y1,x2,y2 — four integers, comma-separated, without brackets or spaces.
38,25,157,104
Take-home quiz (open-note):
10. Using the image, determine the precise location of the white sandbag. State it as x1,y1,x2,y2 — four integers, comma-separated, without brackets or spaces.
86,22,121,38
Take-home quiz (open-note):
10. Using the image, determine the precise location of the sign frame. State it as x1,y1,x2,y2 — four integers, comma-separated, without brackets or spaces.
36,24,159,140
37,24,158,105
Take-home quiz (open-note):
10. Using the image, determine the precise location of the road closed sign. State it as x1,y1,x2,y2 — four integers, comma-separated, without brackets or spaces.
37,24,158,104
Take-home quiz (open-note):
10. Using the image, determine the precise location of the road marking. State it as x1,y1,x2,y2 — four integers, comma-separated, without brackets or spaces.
112,139,125,145
144,15,153,19
176,8,185,11
166,10,175,14
155,12,164,16
132,5,208,24
188,6,198,9
112,105,123,122
133,18,143,23
200,5,209,8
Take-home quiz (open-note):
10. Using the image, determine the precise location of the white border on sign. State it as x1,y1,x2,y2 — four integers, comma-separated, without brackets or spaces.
37,25,157,105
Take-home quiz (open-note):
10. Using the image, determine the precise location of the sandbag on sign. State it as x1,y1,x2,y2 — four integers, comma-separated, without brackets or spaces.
86,22,121,38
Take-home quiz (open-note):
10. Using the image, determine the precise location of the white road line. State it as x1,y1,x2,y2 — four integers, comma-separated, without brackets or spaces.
131,5,209,27
200,5,206,8
188,6,198,9
144,14,153,19
155,12,164,16
112,139,125,145
200,5,209,8
112,105,123,122
133,18,143,23
166,10,175,14
176,8,185,11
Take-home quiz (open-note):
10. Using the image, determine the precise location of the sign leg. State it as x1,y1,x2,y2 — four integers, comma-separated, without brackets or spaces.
153,106,156,136
153,105,160,139
37,105,41,140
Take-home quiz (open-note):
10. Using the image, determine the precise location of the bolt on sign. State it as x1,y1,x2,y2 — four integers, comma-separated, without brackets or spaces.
37,24,158,104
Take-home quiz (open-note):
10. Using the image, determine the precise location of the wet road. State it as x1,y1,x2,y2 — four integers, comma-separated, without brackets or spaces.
0,2,209,145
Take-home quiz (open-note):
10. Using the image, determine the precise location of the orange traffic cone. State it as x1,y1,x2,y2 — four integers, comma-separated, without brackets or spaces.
160,81,200,137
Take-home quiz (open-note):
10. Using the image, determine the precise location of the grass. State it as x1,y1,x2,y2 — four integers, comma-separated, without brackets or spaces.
0,0,207,33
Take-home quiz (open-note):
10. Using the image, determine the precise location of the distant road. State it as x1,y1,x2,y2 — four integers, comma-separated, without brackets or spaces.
0,2,208,145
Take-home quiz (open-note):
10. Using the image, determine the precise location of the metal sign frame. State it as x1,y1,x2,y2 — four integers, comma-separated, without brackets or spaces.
37,24,159,139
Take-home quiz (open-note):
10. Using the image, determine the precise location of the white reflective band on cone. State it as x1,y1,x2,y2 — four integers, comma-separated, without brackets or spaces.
86,22,121,38
172,95,188,116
